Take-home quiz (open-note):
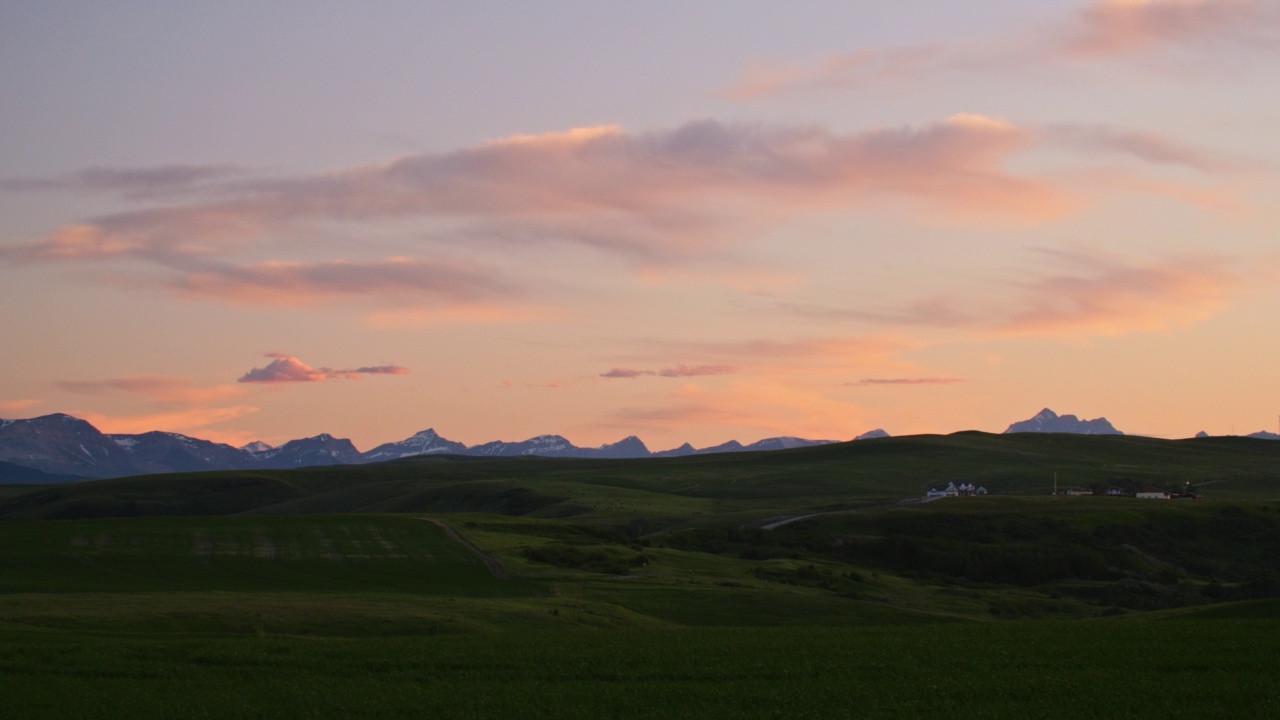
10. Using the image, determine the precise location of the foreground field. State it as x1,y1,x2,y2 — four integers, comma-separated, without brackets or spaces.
3,619,1277,719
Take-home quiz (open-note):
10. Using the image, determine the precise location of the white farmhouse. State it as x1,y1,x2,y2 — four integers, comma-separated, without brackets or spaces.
924,482,988,498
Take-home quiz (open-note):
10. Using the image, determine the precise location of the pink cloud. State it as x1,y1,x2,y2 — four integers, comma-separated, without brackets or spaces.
1041,124,1241,172
171,257,520,307
717,1,1277,100
237,353,410,384
717,46,948,101
2,117,1073,293
1065,0,1269,57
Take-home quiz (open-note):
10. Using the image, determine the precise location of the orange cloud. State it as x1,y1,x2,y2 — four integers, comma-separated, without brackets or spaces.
51,375,265,444
776,249,1248,340
237,353,410,383
599,334,925,406
997,250,1243,336
670,334,920,376
604,378,874,444
73,406,262,446
0,399,42,415
57,376,248,407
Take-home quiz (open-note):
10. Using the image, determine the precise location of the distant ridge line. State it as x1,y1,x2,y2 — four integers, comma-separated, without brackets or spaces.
0,412,889,482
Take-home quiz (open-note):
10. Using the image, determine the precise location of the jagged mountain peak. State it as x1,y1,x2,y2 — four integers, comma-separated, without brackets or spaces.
361,427,467,461
592,435,651,459
1004,409,1122,435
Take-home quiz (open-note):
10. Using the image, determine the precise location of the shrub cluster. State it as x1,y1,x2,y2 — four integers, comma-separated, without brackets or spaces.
521,543,649,575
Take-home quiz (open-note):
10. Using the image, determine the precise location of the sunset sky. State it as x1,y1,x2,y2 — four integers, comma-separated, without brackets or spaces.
3,0,1279,451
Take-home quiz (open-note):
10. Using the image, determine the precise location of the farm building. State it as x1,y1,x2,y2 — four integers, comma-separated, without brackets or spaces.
925,482,988,498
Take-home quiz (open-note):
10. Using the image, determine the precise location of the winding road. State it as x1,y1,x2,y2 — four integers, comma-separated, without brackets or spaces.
422,518,510,580
757,496,944,530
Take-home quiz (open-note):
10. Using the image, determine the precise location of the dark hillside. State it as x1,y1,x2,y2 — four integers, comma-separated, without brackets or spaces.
1,432,1277,521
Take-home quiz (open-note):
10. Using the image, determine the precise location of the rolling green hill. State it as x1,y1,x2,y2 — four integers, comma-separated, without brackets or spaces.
1,432,1277,523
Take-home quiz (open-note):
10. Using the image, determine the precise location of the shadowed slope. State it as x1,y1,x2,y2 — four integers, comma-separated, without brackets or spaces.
0,432,1277,521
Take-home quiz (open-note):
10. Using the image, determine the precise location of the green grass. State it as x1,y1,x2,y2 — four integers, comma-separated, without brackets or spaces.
2,621,1277,719
0,515,537,596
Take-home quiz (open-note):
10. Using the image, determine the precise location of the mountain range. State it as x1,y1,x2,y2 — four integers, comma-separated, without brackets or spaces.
0,413,860,483
3,408,1272,484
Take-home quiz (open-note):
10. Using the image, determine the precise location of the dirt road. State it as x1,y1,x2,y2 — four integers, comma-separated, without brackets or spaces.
422,518,509,580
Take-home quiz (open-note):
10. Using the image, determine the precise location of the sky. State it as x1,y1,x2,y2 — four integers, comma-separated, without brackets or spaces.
2,0,1279,451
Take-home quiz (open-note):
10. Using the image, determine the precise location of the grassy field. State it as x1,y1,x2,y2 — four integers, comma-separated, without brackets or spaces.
2,435,1279,716
3,620,1277,718
0,514,535,596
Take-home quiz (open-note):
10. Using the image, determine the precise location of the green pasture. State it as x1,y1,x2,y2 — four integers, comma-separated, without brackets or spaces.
2,620,1277,719
0,515,535,596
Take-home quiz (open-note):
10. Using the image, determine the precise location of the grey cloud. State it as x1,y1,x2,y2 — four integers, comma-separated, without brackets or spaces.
1042,124,1244,172
849,378,966,386
601,364,738,379
0,164,244,199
